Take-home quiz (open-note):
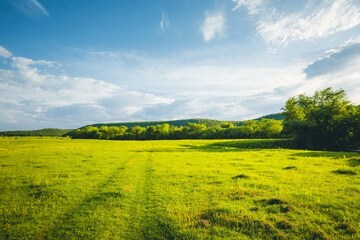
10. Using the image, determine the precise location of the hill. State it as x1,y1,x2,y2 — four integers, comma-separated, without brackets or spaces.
0,114,283,137
255,113,284,120
80,113,284,130
0,128,73,137
88,118,235,128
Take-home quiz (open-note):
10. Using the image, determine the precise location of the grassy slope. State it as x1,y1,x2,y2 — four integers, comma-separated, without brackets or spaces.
0,137,359,239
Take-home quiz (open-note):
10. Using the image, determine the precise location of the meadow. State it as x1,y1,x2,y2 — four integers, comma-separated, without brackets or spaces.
0,137,359,239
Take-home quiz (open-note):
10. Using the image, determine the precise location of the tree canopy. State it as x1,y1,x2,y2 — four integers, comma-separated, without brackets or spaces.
283,87,360,151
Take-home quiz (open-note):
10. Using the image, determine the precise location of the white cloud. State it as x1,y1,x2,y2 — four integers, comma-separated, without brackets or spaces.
8,0,49,18
0,46,305,129
0,45,12,58
2,42,359,130
133,97,251,121
0,52,173,130
29,0,48,16
63,48,309,122
283,67,360,104
160,10,170,31
235,0,360,46
232,0,265,15
201,11,225,42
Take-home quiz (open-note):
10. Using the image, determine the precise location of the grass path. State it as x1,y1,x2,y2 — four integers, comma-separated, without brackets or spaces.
124,144,184,239
45,152,135,239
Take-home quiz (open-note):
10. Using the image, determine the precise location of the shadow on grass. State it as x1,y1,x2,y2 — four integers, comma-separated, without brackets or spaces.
141,214,192,240
187,139,294,152
291,151,359,159
348,158,360,167
332,169,357,175
198,208,283,239
131,139,295,153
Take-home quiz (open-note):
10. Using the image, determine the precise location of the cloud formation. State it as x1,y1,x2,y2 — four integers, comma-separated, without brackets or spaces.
1,40,359,130
0,51,173,130
234,0,360,46
0,45,12,58
201,11,225,42
160,10,170,31
304,40,360,78
232,0,265,15
8,0,49,18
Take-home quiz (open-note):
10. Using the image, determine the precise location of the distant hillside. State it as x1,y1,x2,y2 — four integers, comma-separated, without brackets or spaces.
0,113,283,137
88,118,235,128
256,113,284,120
76,114,284,130
71,113,283,132
0,128,73,137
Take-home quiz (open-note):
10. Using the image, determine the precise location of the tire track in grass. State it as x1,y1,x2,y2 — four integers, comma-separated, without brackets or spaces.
44,152,136,239
124,143,187,240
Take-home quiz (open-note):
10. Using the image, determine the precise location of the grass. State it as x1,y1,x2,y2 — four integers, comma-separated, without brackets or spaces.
0,137,359,239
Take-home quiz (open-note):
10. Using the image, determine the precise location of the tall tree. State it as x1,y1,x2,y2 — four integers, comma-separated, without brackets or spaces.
283,88,360,150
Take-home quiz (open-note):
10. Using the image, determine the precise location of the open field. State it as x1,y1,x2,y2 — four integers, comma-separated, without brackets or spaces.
0,137,359,239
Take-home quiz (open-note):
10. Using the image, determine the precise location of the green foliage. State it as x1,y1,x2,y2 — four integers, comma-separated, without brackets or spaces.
0,137,359,239
283,88,360,151
0,128,73,137
68,119,284,140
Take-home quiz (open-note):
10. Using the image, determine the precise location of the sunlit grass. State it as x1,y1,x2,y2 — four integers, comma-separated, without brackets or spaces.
0,137,359,239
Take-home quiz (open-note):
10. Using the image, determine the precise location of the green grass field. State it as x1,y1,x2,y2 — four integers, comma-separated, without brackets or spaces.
0,137,359,239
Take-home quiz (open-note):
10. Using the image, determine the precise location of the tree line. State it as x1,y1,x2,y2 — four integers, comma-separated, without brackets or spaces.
68,119,284,140
68,87,360,151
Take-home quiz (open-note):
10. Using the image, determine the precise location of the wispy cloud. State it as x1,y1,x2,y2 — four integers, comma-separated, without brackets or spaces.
232,0,265,15
8,0,49,18
201,11,225,42
160,10,170,31
234,0,360,46
0,45,12,58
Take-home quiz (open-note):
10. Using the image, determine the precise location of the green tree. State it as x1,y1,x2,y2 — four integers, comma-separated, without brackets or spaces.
127,126,146,140
283,87,360,150
156,124,170,139
186,123,207,138
257,119,283,138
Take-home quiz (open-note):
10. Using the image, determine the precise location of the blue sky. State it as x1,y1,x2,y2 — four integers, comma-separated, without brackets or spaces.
0,0,360,130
